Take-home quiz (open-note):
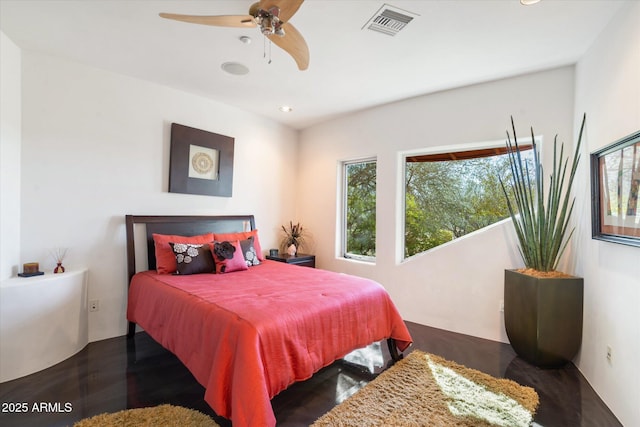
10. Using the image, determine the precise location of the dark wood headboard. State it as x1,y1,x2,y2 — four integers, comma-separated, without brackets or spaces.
125,215,256,283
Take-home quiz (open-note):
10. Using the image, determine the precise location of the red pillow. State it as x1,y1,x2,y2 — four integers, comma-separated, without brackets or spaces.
211,240,248,274
213,229,264,261
153,233,214,274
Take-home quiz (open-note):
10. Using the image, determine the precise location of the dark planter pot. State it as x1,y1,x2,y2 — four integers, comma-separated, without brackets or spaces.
504,269,584,368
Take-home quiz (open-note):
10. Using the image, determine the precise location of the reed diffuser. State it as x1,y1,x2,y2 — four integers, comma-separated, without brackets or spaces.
51,248,68,273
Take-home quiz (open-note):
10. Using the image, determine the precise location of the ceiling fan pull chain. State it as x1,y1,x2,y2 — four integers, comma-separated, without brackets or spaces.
263,36,272,65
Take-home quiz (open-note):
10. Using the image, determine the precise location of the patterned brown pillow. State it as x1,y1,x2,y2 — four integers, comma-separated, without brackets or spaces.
240,237,261,267
169,242,215,275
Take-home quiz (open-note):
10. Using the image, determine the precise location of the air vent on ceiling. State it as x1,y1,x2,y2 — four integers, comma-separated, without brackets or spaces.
362,4,418,36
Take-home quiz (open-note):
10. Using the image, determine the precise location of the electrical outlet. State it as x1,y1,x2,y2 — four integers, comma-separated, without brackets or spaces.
89,300,99,312
606,345,612,363
499,300,504,313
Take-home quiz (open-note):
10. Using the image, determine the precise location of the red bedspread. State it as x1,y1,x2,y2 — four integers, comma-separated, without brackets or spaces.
127,260,412,427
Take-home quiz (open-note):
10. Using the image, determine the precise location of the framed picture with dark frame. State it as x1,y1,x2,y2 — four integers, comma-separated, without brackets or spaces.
168,123,234,197
590,130,640,247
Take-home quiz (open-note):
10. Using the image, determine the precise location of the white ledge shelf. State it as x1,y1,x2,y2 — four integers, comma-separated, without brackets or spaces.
1,269,88,382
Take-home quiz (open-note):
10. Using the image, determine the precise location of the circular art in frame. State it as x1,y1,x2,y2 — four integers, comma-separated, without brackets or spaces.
188,144,219,180
192,152,214,174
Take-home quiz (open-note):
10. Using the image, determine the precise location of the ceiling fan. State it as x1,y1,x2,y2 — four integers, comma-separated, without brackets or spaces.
159,0,309,70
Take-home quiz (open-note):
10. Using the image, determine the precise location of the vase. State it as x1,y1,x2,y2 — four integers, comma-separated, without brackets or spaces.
287,244,297,257
54,262,65,273
504,269,583,367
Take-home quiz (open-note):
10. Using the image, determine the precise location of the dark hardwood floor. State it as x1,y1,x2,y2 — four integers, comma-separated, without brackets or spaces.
0,321,621,427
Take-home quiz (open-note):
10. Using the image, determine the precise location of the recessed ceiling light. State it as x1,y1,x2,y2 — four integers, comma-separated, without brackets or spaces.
279,105,293,113
221,62,249,76
520,0,541,5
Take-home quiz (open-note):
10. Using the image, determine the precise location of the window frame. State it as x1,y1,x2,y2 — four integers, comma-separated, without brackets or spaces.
341,157,377,263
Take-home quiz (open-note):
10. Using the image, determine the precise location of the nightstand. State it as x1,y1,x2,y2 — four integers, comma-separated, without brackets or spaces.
266,253,316,268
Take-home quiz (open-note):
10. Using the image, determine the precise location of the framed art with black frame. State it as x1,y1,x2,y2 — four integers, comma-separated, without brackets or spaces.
168,123,234,197
590,130,640,247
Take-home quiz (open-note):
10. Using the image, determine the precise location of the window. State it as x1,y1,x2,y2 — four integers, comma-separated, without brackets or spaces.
342,159,376,261
404,144,534,259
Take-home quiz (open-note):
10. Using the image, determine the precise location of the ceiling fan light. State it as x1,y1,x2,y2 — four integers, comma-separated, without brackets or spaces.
261,17,275,35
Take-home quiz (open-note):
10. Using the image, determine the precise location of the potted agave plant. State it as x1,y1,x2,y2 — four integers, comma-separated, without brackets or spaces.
500,114,586,368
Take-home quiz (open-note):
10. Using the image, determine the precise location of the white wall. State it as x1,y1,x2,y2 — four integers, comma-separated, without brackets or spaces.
298,66,576,343
18,52,299,342
0,32,21,280
573,3,640,426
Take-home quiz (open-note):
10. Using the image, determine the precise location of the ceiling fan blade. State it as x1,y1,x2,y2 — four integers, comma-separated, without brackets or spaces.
258,0,304,22
267,22,309,70
159,13,256,28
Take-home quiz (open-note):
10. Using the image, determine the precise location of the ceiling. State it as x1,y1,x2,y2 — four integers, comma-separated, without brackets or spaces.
0,0,625,130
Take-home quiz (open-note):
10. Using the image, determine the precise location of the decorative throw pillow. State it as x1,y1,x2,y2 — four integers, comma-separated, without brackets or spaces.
169,243,215,275
239,237,261,267
153,232,215,274
212,240,248,274
213,229,264,261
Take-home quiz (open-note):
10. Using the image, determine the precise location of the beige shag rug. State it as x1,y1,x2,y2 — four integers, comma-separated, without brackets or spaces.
313,350,539,427
73,404,219,427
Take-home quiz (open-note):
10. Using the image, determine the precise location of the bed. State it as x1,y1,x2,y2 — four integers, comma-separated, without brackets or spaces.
125,214,412,427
